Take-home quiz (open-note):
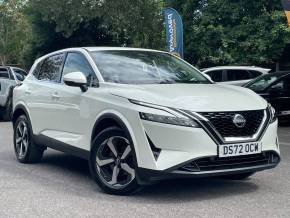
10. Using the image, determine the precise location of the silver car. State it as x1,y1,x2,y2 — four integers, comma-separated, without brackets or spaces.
0,66,27,120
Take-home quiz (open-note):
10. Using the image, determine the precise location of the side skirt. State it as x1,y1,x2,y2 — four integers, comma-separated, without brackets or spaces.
33,134,90,160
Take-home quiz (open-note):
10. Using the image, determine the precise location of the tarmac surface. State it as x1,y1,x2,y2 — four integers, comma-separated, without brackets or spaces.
0,121,289,218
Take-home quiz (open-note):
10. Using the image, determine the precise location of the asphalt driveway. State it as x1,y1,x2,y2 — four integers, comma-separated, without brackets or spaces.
0,122,289,218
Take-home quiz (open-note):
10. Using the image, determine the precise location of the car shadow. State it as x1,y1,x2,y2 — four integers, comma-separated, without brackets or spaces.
279,121,290,127
0,148,261,202
0,120,11,123
38,151,259,202
134,178,258,203
0,144,261,202
41,152,91,177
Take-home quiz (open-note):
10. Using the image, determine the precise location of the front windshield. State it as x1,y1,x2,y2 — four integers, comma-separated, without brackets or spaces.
247,72,287,92
90,50,211,85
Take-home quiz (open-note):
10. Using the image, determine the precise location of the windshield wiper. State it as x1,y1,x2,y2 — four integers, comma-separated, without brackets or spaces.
158,80,210,84
176,81,210,84
159,81,174,84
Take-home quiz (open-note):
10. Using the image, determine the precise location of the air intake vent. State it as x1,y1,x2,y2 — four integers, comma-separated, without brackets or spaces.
146,133,161,161
178,152,279,172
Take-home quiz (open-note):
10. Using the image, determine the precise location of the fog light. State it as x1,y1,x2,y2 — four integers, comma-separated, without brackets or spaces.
271,154,280,164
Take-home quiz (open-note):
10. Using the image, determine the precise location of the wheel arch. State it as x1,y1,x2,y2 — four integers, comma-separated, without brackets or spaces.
12,104,31,127
91,113,134,148
90,112,144,187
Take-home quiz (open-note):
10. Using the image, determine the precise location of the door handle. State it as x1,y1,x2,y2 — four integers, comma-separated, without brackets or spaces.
51,93,60,100
25,89,31,95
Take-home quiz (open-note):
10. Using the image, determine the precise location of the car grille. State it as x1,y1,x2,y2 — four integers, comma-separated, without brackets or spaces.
178,152,279,172
198,110,265,138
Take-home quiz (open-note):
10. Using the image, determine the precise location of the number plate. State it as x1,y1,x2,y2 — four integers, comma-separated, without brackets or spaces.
219,142,262,158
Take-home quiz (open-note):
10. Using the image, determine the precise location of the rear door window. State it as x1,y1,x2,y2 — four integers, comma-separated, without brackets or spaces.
32,60,43,78
206,70,223,82
226,70,251,81
0,68,10,79
38,54,65,82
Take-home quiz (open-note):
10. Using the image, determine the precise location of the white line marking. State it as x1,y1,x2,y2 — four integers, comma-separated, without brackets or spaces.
280,142,290,146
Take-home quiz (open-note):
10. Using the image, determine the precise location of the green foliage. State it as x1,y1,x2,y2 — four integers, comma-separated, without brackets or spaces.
2,0,290,69
23,0,165,66
0,0,30,65
168,0,290,67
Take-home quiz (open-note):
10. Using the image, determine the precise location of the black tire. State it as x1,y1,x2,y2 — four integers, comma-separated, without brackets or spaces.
89,127,140,195
13,115,45,163
220,172,255,180
2,97,12,121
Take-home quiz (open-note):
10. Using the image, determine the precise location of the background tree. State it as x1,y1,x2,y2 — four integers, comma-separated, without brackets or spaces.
167,0,290,67
23,0,165,67
0,0,30,65
2,0,290,69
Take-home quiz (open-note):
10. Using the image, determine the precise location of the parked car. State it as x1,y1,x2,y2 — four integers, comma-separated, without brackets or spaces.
202,66,271,86
244,71,290,122
0,66,27,121
12,48,280,195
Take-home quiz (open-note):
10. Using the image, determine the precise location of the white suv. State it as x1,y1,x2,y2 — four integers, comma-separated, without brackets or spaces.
202,66,270,86
12,48,280,195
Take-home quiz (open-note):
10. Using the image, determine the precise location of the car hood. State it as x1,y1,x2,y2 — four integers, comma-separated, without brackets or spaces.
105,83,267,112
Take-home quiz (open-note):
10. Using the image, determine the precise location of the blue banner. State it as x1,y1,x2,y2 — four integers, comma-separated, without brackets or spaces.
164,8,184,58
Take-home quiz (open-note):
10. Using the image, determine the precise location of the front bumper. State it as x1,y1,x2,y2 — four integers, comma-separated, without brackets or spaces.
140,119,280,169
137,151,280,184
129,106,281,183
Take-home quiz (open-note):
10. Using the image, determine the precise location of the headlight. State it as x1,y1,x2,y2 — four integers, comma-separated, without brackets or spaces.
268,104,277,123
139,112,199,127
129,99,199,127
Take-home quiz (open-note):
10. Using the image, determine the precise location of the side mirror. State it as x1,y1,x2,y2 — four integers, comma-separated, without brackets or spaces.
63,72,88,92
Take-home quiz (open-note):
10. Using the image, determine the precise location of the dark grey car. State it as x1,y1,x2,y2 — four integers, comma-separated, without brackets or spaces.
244,71,290,122
0,66,27,121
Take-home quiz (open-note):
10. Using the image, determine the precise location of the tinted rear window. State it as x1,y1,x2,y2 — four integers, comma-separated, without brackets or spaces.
38,54,65,82
227,70,251,81
206,70,223,82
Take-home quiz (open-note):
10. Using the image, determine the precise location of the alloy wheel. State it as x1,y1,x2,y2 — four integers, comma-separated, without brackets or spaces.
96,136,136,189
15,121,29,158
